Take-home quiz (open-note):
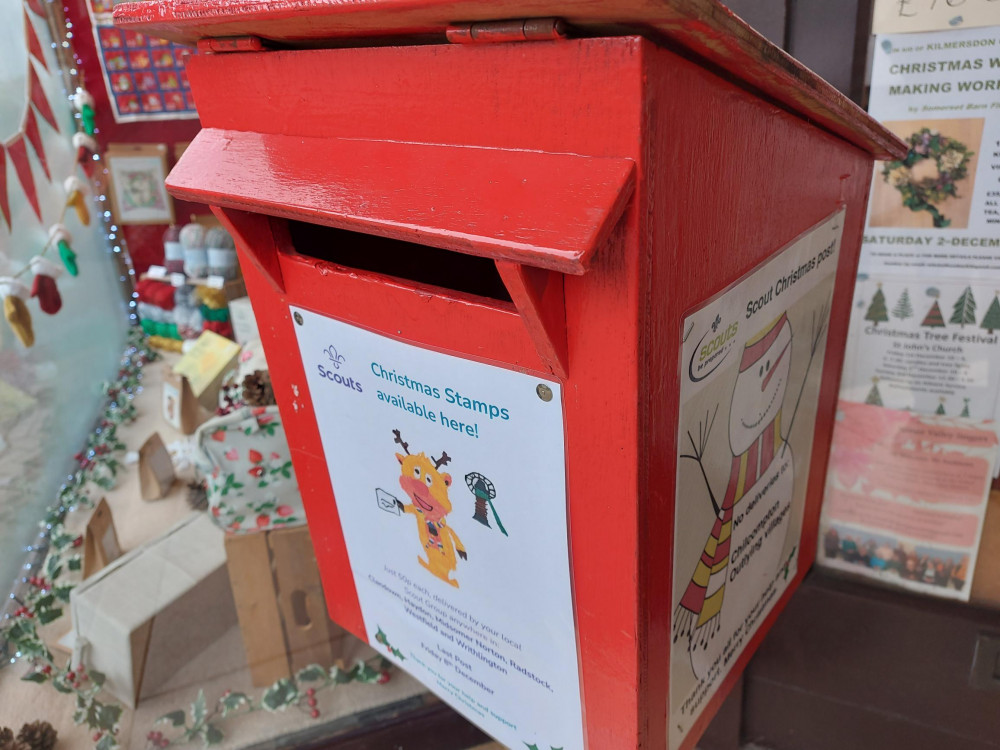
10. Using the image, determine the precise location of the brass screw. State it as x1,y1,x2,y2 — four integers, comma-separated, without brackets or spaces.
293,311,304,326
536,384,553,402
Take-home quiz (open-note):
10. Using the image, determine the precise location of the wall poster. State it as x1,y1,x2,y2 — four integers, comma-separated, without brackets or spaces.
292,308,584,750
670,209,844,749
87,0,197,121
862,26,1000,278
821,401,996,600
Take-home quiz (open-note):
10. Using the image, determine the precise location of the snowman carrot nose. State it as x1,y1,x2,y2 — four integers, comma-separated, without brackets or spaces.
761,344,788,391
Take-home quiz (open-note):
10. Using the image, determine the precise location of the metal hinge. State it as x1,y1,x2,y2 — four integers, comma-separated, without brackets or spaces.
446,18,567,44
197,36,266,54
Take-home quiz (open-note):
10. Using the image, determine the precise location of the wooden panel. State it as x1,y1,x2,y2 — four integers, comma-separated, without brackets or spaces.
270,525,339,672
224,531,290,686
170,130,635,275
114,0,905,159
743,572,1000,749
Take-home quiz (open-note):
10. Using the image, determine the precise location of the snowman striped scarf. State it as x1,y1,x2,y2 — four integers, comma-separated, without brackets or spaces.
673,410,782,648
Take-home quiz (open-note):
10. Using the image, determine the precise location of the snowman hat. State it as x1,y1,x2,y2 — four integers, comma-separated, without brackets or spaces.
739,312,790,372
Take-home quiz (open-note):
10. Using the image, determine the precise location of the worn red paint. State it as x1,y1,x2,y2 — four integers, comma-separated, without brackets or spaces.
116,4,903,749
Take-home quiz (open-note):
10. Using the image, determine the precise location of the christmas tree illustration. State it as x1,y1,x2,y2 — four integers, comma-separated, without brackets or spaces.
960,398,970,418
892,288,914,320
981,292,1000,334
950,286,977,327
865,377,883,407
936,398,946,416
922,298,945,328
866,284,889,327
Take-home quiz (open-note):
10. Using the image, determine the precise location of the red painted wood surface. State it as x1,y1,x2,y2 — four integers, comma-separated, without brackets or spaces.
113,0,905,161
167,130,635,275
141,28,881,750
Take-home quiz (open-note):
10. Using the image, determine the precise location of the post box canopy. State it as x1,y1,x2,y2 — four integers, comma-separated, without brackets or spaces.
168,129,636,275
114,0,906,161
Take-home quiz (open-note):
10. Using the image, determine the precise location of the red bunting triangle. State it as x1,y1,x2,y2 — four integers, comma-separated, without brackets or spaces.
0,148,10,230
24,0,46,17
22,108,50,181
24,10,47,72
7,135,42,222
29,63,58,133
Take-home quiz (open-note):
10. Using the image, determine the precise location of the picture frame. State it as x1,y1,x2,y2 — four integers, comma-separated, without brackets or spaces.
106,143,174,224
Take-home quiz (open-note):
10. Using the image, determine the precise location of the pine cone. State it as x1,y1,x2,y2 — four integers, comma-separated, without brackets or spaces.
17,721,57,750
0,734,30,750
241,369,275,407
186,479,208,511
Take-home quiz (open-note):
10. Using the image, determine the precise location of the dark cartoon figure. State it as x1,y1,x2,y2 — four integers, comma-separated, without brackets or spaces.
393,430,467,587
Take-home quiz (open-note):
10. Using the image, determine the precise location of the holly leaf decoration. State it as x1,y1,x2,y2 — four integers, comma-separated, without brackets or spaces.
330,665,357,684
96,702,123,732
46,554,63,580
67,555,82,571
203,724,224,746
525,744,540,750
354,661,381,683
158,710,187,727
191,689,208,725
295,664,328,684
261,678,298,711
95,734,118,750
22,670,49,683
89,668,107,688
37,606,64,625
220,691,250,718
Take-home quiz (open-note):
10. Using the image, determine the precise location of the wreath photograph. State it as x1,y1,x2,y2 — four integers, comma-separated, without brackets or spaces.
869,118,984,230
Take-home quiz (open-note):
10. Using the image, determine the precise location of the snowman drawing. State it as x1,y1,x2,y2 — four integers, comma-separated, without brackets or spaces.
675,304,828,680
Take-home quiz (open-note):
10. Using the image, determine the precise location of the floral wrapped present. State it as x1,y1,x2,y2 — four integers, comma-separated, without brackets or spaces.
193,406,306,534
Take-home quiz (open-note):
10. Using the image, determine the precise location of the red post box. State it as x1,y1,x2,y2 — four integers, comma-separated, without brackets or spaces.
116,3,904,749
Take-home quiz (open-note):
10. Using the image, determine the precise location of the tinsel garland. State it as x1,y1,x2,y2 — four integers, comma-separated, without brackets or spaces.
0,329,394,749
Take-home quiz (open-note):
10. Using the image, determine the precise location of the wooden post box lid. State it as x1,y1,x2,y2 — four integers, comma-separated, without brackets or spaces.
113,0,905,161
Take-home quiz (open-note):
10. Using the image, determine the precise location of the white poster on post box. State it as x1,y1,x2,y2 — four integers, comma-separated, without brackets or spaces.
292,307,584,750
670,210,844,749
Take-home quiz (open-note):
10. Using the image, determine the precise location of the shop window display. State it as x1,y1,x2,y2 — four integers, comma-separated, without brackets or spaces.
0,4,424,749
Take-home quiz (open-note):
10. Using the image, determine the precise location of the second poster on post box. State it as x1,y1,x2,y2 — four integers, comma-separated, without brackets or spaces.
292,307,584,750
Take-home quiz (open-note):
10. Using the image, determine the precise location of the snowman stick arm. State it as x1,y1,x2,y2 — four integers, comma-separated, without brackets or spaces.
681,429,721,516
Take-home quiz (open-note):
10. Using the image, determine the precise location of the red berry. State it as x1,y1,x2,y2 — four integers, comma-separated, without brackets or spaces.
310,709,319,719
42,665,52,674
72,536,83,547
307,697,317,708
256,514,270,528
67,671,76,681
306,687,315,696
93,732,102,741
377,671,391,684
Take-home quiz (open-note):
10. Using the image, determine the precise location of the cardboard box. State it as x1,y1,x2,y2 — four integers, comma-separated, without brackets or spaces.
225,525,342,686
172,330,240,411
227,296,259,346
70,513,237,707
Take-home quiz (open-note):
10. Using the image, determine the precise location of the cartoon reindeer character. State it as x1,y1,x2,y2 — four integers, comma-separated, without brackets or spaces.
392,429,468,587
